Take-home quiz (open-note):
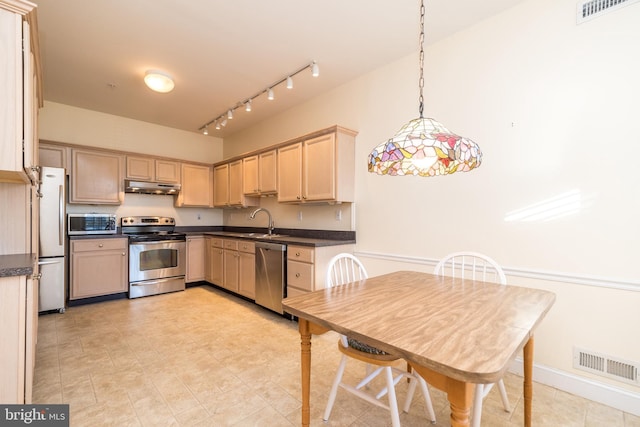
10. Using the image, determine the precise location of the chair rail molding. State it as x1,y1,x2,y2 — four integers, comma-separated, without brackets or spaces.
355,251,639,293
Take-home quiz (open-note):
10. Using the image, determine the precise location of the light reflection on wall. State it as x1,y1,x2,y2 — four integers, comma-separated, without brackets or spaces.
504,189,586,222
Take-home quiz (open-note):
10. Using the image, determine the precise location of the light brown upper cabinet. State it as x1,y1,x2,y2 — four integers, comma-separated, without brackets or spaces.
243,149,277,196
0,3,41,185
39,141,69,170
213,160,258,208
277,127,356,204
175,163,211,207
70,148,124,204
126,156,180,183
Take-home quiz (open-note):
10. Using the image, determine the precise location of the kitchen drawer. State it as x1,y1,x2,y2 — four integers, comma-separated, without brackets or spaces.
210,238,223,248
223,239,238,250
288,246,314,263
71,238,127,252
238,240,255,253
288,260,314,291
286,286,308,298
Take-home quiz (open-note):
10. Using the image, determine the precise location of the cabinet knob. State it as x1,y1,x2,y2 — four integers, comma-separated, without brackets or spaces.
296,252,300,257
99,243,104,248
296,273,301,278
296,195,301,200
122,252,126,256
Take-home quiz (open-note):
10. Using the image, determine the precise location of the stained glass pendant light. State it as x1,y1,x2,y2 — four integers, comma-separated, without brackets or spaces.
368,0,482,177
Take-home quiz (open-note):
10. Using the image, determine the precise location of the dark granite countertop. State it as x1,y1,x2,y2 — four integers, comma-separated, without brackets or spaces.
181,226,355,248
0,253,36,277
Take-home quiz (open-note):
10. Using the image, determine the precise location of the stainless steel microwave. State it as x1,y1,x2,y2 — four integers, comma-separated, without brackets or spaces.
67,214,117,235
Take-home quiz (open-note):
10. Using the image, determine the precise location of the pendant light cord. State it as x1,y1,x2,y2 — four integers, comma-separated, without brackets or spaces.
418,0,425,119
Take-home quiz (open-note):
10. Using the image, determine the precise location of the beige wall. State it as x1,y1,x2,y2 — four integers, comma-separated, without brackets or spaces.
38,101,224,226
224,0,640,403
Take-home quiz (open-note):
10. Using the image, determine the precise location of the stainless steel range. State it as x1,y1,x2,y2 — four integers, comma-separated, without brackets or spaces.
121,216,186,299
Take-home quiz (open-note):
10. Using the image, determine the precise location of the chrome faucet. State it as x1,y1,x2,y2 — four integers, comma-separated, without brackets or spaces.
249,208,274,235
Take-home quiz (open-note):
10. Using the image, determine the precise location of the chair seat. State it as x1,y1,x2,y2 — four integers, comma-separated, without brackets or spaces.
348,337,390,355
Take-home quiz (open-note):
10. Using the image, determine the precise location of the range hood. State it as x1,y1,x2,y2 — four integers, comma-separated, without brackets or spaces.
125,180,181,195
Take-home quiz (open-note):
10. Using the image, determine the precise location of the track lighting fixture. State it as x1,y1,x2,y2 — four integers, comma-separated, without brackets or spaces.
198,61,319,134
203,126,208,135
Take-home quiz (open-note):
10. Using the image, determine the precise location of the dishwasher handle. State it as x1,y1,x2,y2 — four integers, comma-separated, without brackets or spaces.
255,241,286,251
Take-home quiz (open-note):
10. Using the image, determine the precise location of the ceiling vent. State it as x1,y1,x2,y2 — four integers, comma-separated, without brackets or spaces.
577,0,640,23
574,347,639,385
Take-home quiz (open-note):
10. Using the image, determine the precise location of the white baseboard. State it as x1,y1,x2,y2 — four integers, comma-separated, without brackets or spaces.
509,358,640,416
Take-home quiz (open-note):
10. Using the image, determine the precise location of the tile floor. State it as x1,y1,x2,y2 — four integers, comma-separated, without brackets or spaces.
33,285,639,427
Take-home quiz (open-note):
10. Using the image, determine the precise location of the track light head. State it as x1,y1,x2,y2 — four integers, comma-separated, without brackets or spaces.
311,61,319,77
245,100,252,112
203,126,208,135
227,109,233,120
286,76,293,89
267,88,274,101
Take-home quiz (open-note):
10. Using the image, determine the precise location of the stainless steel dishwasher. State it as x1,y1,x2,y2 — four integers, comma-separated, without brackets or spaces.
255,241,287,315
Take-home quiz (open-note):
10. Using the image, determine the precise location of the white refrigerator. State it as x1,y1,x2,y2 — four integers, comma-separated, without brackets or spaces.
38,167,66,313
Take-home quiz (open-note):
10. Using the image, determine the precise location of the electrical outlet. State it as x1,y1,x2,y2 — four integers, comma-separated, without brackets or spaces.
197,213,201,220
335,209,342,221
297,211,303,221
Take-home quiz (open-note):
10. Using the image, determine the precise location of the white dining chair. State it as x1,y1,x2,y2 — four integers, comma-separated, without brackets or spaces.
323,253,436,427
433,251,511,427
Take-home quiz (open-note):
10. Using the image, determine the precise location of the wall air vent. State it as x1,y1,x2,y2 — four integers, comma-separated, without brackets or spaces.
574,347,639,385
577,0,640,23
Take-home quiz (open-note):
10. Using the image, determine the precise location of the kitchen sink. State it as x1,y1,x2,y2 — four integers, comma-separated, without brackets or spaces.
243,233,288,239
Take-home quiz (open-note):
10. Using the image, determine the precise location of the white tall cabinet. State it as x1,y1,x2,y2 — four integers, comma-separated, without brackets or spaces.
0,0,42,404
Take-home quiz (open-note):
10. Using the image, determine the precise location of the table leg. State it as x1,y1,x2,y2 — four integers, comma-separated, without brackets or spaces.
299,319,312,427
410,364,473,427
523,336,534,427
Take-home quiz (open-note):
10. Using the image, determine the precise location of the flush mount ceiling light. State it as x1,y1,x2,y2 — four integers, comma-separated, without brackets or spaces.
367,0,482,177
144,70,175,93
198,61,319,134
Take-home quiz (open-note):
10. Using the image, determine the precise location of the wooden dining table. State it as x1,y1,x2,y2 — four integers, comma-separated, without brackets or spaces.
282,270,556,427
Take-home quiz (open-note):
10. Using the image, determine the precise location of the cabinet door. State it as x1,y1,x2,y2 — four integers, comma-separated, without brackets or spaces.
22,20,38,183
259,150,277,194
0,276,26,403
228,160,244,206
238,251,255,299
242,155,259,196
213,164,229,207
126,156,154,181
186,236,205,283
70,239,128,299
70,149,123,204
209,242,224,285
304,133,335,201
155,159,180,183
277,142,303,202
223,249,239,292
39,143,68,170
177,163,211,207
0,10,26,183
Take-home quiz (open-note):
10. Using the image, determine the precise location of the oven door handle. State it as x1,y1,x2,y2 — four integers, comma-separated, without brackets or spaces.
129,240,185,246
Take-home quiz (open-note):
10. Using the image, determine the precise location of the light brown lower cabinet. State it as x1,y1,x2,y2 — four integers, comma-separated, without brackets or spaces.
238,241,255,299
70,238,128,299
186,236,205,283
287,243,355,298
0,275,38,404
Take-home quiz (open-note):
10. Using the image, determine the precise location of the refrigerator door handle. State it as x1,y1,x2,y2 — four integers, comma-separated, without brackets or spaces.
58,184,64,246
38,259,61,266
